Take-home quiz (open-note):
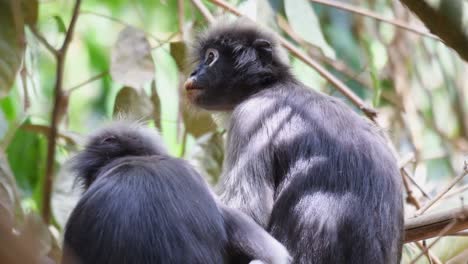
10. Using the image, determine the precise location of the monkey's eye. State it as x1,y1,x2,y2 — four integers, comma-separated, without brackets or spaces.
101,136,117,144
204,48,219,66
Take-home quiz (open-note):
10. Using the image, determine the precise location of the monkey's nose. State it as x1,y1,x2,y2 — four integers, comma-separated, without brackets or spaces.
190,69,198,77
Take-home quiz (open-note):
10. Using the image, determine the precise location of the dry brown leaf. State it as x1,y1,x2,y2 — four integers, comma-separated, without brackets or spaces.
110,26,155,89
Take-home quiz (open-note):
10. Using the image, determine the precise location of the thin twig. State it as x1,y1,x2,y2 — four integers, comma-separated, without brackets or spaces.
42,0,82,225
401,167,422,209
67,71,108,94
398,153,415,168
277,15,400,107
20,65,30,111
178,0,185,39
414,241,443,264
21,124,78,145
150,31,179,50
443,184,468,200
79,10,162,43
30,26,58,56
410,219,459,263
67,30,176,95
190,0,215,23
206,0,378,121
414,161,468,216
308,0,438,40
403,167,431,200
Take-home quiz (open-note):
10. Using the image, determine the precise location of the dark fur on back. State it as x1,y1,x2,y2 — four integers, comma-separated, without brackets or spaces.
63,121,292,264
65,156,228,264
69,121,168,189
64,122,227,264
187,21,404,264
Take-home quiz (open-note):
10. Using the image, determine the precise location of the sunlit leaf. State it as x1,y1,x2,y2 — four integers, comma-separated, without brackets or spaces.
284,0,335,59
113,86,153,120
0,0,25,98
110,26,155,89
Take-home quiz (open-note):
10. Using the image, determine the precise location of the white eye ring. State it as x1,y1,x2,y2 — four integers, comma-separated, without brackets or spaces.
204,48,219,66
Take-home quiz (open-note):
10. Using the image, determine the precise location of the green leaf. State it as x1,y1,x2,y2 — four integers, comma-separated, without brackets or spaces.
0,93,18,122
52,15,67,34
0,0,25,98
284,0,335,59
6,123,46,195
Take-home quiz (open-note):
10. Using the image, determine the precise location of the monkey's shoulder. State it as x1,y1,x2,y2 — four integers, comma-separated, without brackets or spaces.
94,155,210,195
232,83,371,131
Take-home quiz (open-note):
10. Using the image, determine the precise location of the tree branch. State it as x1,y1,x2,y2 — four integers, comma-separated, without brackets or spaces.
410,219,459,263
414,162,468,217
308,0,438,40
190,0,215,23
67,71,108,94
42,0,82,225
30,26,58,56
399,0,468,62
178,0,185,38
405,207,468,243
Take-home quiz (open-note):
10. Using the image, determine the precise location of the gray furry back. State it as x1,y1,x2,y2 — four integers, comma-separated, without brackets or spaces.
219,83,404,264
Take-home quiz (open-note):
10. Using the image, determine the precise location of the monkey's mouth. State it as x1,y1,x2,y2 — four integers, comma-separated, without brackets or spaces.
184,79,204,103
184,78,203,91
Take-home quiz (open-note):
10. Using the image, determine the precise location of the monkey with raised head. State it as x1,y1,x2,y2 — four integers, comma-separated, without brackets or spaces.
184,20,404,264
61,121,291,264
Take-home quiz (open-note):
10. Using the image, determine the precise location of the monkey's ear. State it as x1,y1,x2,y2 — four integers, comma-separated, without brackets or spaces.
253,39,273,65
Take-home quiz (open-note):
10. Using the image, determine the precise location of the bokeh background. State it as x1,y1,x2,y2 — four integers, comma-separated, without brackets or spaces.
0,0,467,263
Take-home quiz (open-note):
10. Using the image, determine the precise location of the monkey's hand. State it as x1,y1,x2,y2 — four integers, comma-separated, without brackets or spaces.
249,254,292,264
221,205,292,264
249,261,266,264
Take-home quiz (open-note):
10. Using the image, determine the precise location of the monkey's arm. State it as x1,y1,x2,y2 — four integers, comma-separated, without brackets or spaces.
220,205,291,264
217,97,283,227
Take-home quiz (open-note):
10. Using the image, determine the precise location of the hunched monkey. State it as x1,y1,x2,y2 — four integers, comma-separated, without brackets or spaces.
62,121,291,264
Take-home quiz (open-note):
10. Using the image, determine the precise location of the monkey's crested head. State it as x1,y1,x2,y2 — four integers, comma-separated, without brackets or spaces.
185,19,291,111
70,121,168,189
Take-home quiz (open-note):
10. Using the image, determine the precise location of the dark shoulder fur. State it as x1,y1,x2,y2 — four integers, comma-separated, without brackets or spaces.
69,121,168,189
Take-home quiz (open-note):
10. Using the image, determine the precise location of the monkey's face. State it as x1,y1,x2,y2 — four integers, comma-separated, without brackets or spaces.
185,36,277,111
